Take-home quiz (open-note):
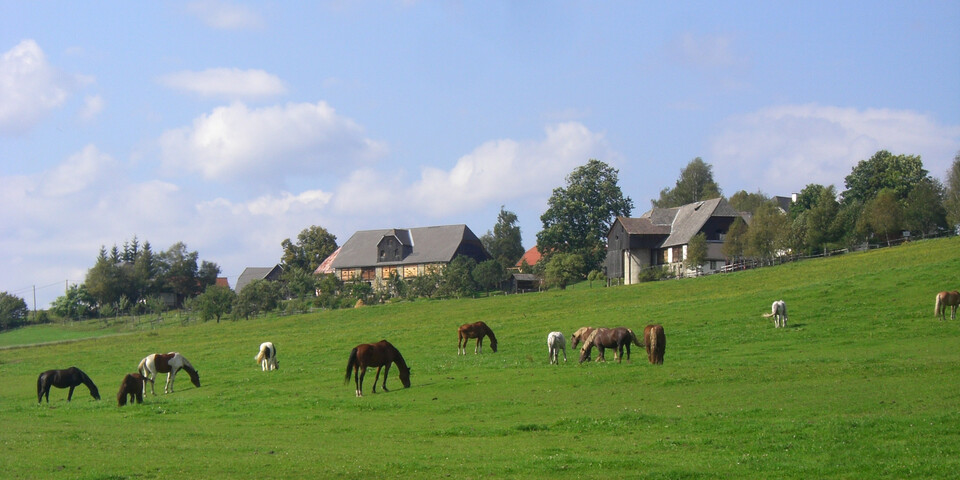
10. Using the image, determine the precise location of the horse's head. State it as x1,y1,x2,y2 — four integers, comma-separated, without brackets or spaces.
489,339,498,353
89,385,101,400
578,349,591,364
399,367,411,388
188,369,201,388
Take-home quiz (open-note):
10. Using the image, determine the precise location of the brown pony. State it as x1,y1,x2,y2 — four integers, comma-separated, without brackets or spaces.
643,324,666,364
935,291,959,321
457,321,498,354
578,327,642,363
117,373,151,406
344,340,411,397
571,327,596,362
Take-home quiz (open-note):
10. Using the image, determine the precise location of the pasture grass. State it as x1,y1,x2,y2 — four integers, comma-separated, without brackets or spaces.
1,237,959,479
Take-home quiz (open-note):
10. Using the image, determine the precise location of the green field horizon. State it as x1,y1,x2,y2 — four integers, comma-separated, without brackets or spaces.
2,237,959,479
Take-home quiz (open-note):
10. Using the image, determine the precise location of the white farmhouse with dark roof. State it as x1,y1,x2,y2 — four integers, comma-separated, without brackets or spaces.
606,197,747,284
329,224,490,284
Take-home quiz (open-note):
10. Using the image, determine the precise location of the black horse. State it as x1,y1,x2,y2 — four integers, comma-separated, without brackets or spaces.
37,367,101,403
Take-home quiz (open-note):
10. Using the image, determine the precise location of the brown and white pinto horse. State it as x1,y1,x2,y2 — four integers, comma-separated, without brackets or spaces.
457,321,498,354
37,367,100,403
138,352,200,395
117,372,151,406
935,291,959,321
643,324,666,364
577,327,643,363
344,340,411,397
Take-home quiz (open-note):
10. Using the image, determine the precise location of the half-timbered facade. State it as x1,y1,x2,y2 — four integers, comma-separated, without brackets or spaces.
329,224,490,286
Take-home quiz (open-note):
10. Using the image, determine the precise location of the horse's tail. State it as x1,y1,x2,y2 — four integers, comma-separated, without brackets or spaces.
649,327,659,363
629,329,643,347
344,347,358,384
935,293,943,318
762,312,774,318
36,373,44,402
255,347,266,365
137,357,147,377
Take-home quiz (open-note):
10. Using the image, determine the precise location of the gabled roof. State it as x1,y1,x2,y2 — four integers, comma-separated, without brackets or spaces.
331,224,484,269
516,245,543,267
235,265,283,292
314,246,341,275
634,197,742,248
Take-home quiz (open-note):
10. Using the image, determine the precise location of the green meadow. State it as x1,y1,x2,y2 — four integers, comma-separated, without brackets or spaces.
1,237,959,479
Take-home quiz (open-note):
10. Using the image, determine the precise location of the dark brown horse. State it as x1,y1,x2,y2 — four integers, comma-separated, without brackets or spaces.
344,340,411,397
643,324,666,365
578,327,642,363
117,373,151,406
935,291,959,321
458,321,498,355
37,367,101,403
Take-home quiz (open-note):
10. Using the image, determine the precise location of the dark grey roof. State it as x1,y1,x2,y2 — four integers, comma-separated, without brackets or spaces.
773,196,793,213
331,224,483,269
235,265,283,292
632,198,741,248
617,217,672,235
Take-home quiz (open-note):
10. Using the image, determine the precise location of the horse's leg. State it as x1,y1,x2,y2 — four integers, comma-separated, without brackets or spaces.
381,364,391,392
475,337,482,354
562,345,567,363
67,385,75,401
372,366,382,393
357,366,366,397
165,371,174,394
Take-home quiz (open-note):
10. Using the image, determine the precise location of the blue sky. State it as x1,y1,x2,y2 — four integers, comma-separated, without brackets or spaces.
2,1,959,308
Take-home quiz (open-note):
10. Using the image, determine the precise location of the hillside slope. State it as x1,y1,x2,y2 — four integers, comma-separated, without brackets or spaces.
1,237,958,479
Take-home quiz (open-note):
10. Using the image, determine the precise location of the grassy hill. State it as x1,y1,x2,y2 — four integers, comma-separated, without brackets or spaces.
1,237,959,479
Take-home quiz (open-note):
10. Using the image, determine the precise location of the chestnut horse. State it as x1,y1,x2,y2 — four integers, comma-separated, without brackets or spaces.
571,326,595,362
37,367,101,403
117,373,151,406
458,321,498,354
935,291,959,321
578,327,642,363
643,324,666,364
255,341,279,371
344,340,411,397
138,352,201,394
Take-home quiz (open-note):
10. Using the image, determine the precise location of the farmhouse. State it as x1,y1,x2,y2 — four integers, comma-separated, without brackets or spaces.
329,224,491,285
606,197,746,284
235,265,283,293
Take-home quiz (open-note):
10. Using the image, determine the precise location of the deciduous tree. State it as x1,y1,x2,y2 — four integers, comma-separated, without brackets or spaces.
652,157,722,208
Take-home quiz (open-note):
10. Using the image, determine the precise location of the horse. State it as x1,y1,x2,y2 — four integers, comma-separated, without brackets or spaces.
37,367,101,403
571,326,595,362
643,324,666,364
547,331,567,364
935,291,959,321
116,373,151,407
138,352,201,395
578,327,642,364
255,342,279,371
458,321,498,355
762,300,788,328
344,340,411,397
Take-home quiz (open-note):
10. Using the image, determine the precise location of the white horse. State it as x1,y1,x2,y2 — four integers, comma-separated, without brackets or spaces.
762,300,788,328
255,342,279,371
138,352,201,394
547,331,567,364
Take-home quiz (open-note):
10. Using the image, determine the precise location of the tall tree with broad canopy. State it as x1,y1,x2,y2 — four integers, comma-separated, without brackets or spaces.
804,186,842,254
727,190,770,215
903,178,947,238
842,150,928,205
480,206,525,270
281,225,338,273
652,157,722,208
745,203,791,262
859,188,903,246
537,159,633,273
944,151,960,231
0,292,29,330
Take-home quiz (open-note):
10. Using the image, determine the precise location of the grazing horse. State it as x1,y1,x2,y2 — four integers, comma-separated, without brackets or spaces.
138,352,201,395
344,340,411,397
117,373,151,406
578,327,643,364
762,300,788,328
935,291,959,321
643,324,666,365
37,367,101,403
547,331,567,364
571,326,595,362
255,342,279,371
458,321,498,355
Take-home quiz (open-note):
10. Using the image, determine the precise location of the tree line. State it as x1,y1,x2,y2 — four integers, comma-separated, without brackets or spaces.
2,150,958,330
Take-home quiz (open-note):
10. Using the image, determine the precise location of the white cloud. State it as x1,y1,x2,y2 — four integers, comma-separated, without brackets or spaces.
158,101,387,185
0,40,85,134
333,122,613,216
159,68,286,99
710,104,960,194
671,32,746,70
78,94,104,121
42,144,118,197
186,0,263,30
